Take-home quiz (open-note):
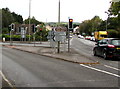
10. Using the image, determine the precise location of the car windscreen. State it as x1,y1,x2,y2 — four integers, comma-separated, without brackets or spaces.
111,39,120,46
100,35,107,38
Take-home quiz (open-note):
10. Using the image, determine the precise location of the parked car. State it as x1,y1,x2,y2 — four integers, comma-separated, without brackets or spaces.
90,36,95,41
85,36,91,40
93,38,120,60
78,35,84,39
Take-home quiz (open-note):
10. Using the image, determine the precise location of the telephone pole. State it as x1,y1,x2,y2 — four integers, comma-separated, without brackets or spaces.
58,0,60,25
57,0,60,53
29,0,32,42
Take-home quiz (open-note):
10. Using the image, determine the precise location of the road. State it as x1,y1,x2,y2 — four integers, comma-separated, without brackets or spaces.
1,42,120,88
71,36,120,69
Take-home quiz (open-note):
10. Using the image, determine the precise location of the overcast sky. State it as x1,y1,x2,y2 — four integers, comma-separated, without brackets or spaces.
1,0,111,23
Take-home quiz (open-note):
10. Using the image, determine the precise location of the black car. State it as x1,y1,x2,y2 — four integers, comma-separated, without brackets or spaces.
93,38,120,60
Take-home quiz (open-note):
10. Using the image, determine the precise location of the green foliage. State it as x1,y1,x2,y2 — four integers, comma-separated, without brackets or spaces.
2,8,14,28
109,2,120,16
1,34,10,41
109,1,120,28
79,16,102,35
107,17,118,29
24,16,43,25
107,29,119,38
11,12,23,24
79,14,120,37
2,28,9,34
35,28,49,41
2,8,23,28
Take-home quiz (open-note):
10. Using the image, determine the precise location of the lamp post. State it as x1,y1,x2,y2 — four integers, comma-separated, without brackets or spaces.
29,0,32,42
57,0,61,53
105,11,110,31
58,0,60,25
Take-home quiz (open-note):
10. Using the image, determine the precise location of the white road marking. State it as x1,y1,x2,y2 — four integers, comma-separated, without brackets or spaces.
104,65,120,71
80,64,120,78
0,70,15,88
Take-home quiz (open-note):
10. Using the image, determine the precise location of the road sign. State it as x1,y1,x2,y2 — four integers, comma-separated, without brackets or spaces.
54,32,66,42
47,31,66,42
47,31,55,40
21,27,26,38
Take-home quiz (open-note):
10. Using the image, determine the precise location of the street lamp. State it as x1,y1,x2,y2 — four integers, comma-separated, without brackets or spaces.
29,0,32,41
58,0,60,25
105,11,110,31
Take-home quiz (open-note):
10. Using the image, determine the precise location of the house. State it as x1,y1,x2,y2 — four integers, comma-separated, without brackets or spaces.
14,24,34,35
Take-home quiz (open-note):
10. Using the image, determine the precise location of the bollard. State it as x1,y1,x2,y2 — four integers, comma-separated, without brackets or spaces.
3,38,5,42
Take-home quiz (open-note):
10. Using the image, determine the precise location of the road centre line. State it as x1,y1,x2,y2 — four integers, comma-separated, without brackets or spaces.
0,70,16,89
80,64,120,78
104,65,120,71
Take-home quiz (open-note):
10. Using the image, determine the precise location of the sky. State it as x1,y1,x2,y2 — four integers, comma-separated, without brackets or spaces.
1,0,112,23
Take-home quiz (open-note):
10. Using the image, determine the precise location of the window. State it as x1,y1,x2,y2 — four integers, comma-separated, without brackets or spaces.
111,40,120,46
99,39,108,44
100,35,107,38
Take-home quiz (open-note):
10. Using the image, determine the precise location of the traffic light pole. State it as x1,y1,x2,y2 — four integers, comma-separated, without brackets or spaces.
34,32,36,46
68,19,73,52
40,32,42,44
10,31,12,45
68,28,70,52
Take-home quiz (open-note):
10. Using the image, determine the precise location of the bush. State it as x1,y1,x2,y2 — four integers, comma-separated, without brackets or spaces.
12,35,21,41
1,33,48,41
2,28,9,34
107,29,119,38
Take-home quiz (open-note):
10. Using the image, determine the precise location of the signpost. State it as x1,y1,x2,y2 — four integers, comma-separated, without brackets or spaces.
10,23,15,46
47,31,66,53
21,27,26,41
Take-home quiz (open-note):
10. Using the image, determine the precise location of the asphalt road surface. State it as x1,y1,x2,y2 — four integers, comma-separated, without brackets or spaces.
2,45,120,88
71,36,120,69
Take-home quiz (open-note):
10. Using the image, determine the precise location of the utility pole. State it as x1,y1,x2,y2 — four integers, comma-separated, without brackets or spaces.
105,11,110,31
57,0,61,53
58,0,60,25
29,0,31,41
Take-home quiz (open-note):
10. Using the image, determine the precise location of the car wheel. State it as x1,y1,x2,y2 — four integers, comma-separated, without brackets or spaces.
103,51,108,60
93,49,97,56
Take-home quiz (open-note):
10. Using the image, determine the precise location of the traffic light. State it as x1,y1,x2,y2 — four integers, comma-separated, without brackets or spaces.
8,25,11,32
11,24,15,31
69,19,73,29
40,28,42,32
32,24,35,33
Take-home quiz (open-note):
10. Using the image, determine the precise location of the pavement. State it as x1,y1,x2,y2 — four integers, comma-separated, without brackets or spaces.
3,41,99,65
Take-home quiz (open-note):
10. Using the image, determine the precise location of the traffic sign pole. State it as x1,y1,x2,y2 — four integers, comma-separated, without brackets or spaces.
68,28,70,52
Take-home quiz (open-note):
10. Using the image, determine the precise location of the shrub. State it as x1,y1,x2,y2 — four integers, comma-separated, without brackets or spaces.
107,29,119,38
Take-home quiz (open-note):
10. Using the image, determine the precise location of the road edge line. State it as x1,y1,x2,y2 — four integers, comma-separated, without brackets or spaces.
80,64,120,78
0,71,16,89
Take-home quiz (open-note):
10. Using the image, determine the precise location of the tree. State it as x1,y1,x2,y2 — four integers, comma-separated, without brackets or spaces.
2,8,23,28
2,8,14,28
91,16,102,31
108,1,120,28
11,12,23,24
109,1,120,16
107,29,119,38
79,16,102,35
24,16,43,25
